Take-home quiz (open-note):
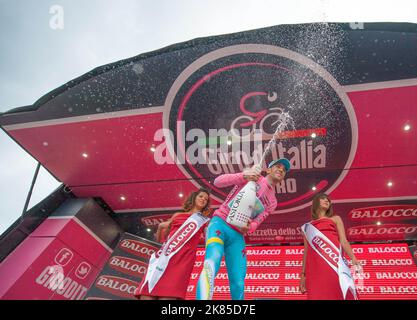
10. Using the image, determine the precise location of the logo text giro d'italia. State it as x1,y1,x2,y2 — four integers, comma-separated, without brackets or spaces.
161,45,357,212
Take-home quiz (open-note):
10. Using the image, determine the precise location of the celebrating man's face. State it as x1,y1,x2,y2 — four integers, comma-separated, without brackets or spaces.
267,163,286,182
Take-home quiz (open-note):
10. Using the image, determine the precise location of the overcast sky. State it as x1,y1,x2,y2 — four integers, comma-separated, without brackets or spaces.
1,0,416,235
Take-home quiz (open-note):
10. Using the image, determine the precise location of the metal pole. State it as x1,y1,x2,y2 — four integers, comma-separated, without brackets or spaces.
21,162,41,216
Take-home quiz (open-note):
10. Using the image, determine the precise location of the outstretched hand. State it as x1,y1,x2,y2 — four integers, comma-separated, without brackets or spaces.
243,165,262,182
238,219,259,235
238,219,252,235
352,259,363,274
299,275,307,294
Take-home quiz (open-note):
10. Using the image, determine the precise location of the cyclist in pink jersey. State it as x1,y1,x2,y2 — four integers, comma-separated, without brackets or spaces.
196,158,291,300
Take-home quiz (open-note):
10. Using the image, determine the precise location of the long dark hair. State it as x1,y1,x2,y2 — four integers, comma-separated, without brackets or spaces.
182,188,211,215
311,193,333,220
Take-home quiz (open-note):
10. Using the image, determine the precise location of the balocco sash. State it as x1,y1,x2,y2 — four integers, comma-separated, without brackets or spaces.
141,212,210,293
301,222,358,300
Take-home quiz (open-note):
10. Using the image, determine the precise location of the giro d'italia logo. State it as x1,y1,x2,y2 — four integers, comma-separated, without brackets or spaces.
162,44,358,213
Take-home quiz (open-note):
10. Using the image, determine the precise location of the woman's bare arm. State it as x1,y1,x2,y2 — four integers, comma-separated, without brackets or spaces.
333,216,360,266
299,234,308,294
155,214,178,243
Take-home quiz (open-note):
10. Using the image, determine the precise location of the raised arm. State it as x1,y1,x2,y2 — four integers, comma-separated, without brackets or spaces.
214,165,262,188
213,172,246,188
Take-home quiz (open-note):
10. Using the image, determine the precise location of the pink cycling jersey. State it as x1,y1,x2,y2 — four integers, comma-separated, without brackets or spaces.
213,173,278,233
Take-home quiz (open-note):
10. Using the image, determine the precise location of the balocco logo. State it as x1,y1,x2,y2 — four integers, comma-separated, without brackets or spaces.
348,224,417,241
163,44,357,213
368,246,407,254
246,249,281,255
165,222,197,256
119,239,158,259
312,236,339,267
95,275,139,299
349,205,417,221
141,214,172,227
108,256,148,277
